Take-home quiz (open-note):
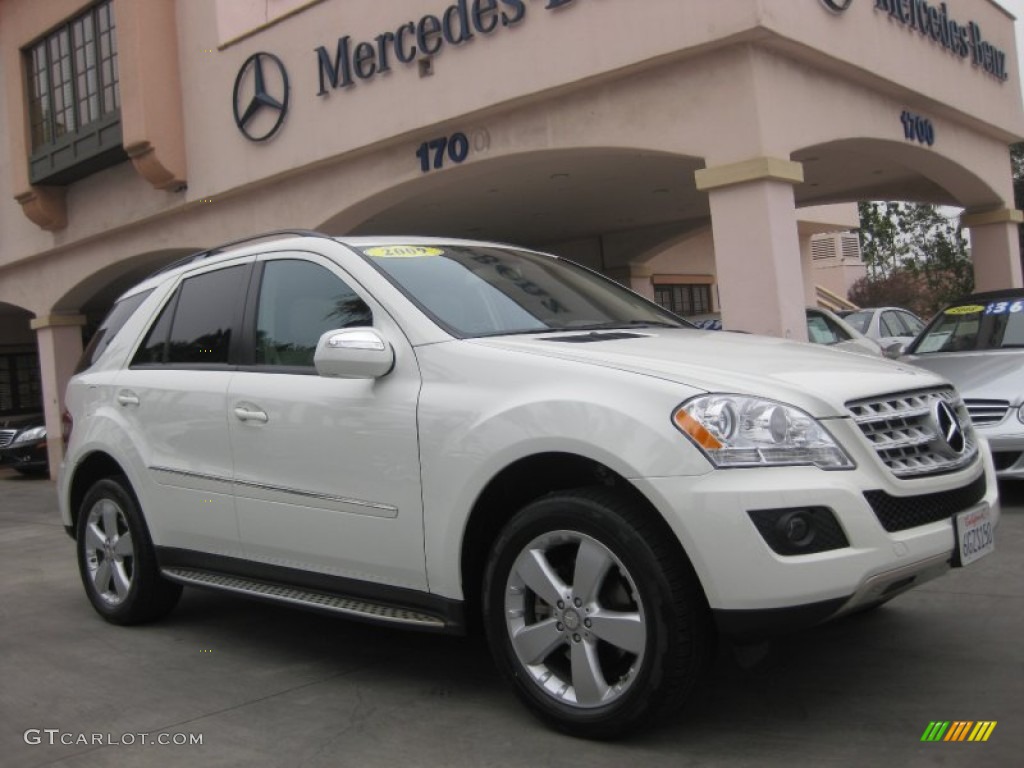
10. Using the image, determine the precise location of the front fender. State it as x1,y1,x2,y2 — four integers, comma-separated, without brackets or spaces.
415,341,711,599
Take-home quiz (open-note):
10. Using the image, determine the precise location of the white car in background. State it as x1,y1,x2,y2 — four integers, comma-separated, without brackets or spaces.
694,308,885,357
840,307,926,349
805,307,886,357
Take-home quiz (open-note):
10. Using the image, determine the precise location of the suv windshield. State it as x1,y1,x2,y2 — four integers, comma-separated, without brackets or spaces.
911,297,1024,354
359,244,690,338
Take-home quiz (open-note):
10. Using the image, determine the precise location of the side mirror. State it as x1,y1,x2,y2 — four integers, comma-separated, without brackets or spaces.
314,328,395,379
883,341,906,359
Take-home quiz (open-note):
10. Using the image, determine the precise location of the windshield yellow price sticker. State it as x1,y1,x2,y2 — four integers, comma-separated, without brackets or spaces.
944,305,984,316
364,246,444,258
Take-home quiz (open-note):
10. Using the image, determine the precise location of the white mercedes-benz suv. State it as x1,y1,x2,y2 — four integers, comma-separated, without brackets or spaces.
59,232,998,738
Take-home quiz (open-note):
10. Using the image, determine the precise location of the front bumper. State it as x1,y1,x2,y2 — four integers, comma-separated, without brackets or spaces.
633,443,999,640
0,440,48,472
981,428,1024,479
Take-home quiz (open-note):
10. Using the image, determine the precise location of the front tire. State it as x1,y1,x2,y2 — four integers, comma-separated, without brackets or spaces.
483,488,712,739
76,476,181,624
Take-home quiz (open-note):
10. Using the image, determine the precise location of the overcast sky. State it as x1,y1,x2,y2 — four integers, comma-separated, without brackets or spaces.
995,0,1024,97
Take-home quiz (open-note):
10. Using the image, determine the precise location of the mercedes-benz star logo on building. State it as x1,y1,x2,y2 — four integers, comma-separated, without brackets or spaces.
933,400,966,456
821,0,854,12
233,52,289,142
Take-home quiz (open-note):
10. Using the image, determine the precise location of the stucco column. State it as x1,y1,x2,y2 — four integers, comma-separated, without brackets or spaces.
30,315,86,478
961,208,1024,291
696,158,808,341
628,264,655,301
798,233,819,307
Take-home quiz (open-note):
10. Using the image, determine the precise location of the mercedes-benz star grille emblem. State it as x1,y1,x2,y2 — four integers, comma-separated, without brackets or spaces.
821,0,854,12
933,400,966,456
233,52,289,142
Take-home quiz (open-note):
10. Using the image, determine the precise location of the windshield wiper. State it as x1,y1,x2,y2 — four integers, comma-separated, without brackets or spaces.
556,320,687,331
473,328,563,338
469,320,689,338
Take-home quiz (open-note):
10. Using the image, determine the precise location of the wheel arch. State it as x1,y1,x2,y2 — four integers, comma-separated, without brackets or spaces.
459,451,702,633
67,450,132,538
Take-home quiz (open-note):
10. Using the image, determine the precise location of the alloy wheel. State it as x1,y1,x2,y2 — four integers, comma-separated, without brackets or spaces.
503,530,647,708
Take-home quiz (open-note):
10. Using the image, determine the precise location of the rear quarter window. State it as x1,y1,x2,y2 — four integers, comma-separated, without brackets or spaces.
75,289,154,374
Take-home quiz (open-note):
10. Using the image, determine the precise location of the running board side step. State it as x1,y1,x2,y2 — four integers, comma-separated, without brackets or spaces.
162,567,447,630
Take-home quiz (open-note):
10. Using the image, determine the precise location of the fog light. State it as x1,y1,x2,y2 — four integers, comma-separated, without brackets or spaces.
747,506,849,556
779,511,813,546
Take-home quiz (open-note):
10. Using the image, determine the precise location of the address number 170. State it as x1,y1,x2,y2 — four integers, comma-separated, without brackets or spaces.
416,133,470,173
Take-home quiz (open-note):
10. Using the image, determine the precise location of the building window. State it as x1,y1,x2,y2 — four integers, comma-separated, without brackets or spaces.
24,0,126,185
654,283,712,317
0,349,42,416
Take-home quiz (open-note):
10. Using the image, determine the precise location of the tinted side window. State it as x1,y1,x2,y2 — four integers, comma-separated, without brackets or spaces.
256,260,372,367
131,295,177,366
166,266,248,365
132,269,246,366
75,289,154,373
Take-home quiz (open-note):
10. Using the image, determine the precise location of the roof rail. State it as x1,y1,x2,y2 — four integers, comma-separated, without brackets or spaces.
150,229,334,277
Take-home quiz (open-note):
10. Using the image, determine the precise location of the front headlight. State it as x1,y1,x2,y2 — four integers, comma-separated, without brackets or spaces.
12,426,46,446
672,395,854,470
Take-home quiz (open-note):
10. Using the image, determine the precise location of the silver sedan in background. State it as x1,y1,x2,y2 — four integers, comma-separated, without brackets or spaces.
901,290,1024,480
840,307,925,348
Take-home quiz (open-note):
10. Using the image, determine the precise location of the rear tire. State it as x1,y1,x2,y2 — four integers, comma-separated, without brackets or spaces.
76,477,181,624
483,488,713,739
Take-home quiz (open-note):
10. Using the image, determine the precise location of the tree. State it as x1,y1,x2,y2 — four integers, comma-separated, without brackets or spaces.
854,201,972,316
847,270,924,313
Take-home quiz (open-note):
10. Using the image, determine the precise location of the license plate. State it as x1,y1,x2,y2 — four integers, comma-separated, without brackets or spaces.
953,504,995,567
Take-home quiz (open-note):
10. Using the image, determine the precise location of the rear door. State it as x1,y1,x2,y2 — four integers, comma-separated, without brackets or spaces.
118,260,252,557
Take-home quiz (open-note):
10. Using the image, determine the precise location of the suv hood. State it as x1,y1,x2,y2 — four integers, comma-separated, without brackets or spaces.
471,329,947,417
903,350,1023,404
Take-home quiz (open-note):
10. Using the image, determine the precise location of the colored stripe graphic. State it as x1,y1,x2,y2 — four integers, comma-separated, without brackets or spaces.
920,721,996,742
945,721,972,741
969,722,997,742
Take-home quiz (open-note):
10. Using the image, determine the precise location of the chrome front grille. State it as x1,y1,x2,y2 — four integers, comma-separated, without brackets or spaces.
847,388,977,478
0,429,17,448
964,399,1010,426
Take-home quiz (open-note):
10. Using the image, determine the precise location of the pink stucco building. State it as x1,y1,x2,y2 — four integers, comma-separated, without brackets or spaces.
1,0,1022,473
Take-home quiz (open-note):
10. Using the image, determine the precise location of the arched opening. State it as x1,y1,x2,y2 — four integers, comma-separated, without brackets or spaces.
319,148,708,249
791,138,1009,312
0,302,40,416
792,138,1002,210
0,302,43,469
317,147,713,310
52,247,201,341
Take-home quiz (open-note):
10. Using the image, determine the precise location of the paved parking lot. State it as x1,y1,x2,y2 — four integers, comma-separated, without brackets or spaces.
1,466,1021,768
